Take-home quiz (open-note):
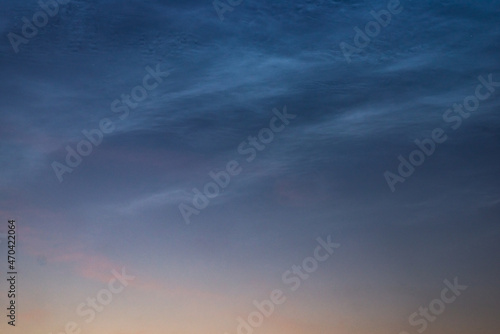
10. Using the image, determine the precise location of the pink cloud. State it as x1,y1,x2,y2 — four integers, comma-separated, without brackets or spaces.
272,172,337,206
18,307,51,323
21,227,225,302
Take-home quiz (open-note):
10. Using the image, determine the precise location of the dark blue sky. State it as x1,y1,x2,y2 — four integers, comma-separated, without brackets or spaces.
0,1,499,333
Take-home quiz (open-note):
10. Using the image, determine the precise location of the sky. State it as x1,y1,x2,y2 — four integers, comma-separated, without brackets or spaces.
0,0,500,333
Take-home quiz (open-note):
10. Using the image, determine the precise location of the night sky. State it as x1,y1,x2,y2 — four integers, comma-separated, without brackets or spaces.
1,0,500,333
